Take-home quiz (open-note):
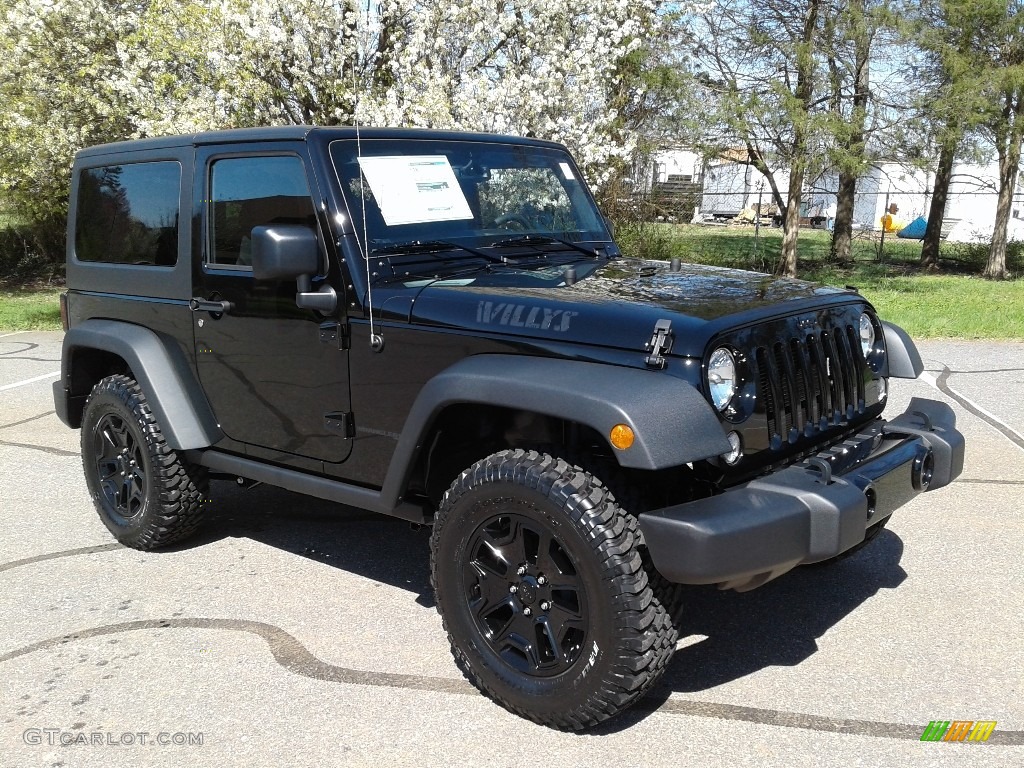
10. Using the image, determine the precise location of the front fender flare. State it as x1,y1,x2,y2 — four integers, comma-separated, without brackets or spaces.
379,354,730,509
882,321,924,379
60,319,222,450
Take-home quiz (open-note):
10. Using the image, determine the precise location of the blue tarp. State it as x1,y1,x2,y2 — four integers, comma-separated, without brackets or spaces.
897,215,928,239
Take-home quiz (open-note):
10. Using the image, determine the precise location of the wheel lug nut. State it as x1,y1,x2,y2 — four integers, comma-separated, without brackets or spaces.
516,566,527,576
540,601,551,611
509,585,518,594
522,607,532,616
537,576,546,585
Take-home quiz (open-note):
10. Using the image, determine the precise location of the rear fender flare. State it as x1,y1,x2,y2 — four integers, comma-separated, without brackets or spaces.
60,319,222,450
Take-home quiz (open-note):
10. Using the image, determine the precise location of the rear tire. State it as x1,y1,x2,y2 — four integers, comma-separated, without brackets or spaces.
81,374,208,550
430,449,677,730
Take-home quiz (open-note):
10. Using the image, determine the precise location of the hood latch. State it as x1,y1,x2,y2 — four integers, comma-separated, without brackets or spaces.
644,319,673,369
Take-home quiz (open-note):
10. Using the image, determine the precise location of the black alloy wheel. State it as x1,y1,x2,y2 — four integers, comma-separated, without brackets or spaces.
431,449,679,730
92,411,148,521
81,375,208,550
463,511,589,678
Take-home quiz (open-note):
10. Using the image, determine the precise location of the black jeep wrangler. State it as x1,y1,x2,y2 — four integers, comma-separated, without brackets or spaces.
54,126,965,730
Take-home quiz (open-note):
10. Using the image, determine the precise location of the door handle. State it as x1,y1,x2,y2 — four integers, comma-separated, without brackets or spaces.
189,297,233,314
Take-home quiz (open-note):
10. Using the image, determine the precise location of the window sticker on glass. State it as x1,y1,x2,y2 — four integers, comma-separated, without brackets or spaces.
559,162,576,181
357,155,474,226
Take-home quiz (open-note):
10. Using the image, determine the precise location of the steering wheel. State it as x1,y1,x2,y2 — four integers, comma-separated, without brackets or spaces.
493,213,532,230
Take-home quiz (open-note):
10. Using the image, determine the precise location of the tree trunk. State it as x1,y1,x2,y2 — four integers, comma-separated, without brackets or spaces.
780,166,805,276
829,0,870,266
921,138,956,271
777,0,821,277
987,87,1024,280
744,140,786,214
987,133,1020,279
831,170,857,264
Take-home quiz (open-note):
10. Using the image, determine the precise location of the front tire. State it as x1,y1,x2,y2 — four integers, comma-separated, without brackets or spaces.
81,374,208,550
430,449,677,730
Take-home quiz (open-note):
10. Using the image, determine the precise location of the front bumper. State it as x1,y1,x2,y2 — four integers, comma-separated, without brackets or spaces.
638,397,965,591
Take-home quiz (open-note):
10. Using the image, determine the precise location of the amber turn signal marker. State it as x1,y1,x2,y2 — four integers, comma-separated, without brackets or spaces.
609,424,634,450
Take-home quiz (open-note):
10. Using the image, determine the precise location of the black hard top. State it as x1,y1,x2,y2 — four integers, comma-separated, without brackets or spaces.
74,126,565,159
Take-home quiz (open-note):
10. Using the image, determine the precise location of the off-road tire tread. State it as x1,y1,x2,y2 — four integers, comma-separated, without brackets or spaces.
560,450,687,625
430,449,678,730
82,374,207,550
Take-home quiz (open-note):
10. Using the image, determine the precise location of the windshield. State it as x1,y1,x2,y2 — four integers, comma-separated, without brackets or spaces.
330,139,611,256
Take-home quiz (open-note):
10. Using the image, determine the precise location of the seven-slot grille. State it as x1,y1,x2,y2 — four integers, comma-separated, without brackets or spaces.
756,324,866,446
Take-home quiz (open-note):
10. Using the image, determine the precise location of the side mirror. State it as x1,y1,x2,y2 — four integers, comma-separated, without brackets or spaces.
251,224,319,281
251,225,336,313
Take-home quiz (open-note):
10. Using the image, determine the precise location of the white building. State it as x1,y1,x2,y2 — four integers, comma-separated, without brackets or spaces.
651,150,702,186
698,155,790,219
805,163,931,231
652,148,1024,239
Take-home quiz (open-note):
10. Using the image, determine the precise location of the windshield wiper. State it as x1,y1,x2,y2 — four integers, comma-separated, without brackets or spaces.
374,261,495,285
371,239,498,261
489,234,604,260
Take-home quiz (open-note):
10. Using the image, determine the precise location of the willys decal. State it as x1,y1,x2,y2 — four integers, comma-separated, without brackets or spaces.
476,301,579,332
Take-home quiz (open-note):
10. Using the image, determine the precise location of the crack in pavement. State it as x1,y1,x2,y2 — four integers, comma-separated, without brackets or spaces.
956,478,1024,486
0,543,123,574
927,366,1024,375
933,367,1024,452
0,342,60,361
0,411,76,457
0,439,78,457
0,410,56,431
0,342,38,355
0,617,1020,744
1,546,1021,744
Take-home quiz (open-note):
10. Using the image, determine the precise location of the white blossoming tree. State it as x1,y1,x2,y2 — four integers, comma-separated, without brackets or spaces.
0,0,664,262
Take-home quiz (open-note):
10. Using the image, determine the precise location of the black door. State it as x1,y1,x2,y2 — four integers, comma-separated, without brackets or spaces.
192,144,351,464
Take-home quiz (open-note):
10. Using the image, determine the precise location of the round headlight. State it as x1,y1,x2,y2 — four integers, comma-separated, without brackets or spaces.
707,347,737,411
858,312,876,359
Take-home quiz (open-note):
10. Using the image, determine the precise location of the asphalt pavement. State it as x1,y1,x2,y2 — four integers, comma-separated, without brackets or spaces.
1,331,1021,767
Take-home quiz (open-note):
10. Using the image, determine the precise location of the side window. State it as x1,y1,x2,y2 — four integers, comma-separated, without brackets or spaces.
209,155,316,268
75,162,181,266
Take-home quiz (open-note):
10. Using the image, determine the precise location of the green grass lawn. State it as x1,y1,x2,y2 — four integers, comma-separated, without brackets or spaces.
616,221,926,265
1,224,1021,338
616,222,1024,339
841,274,1024,339
0,286,62,331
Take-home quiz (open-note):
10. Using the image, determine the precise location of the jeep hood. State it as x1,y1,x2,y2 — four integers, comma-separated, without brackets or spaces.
402,259,860,357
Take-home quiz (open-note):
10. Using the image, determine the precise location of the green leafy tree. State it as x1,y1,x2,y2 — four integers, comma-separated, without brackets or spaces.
820,0,905,265
0,0,662,267
913,0,995,271
913,0,1024,278
0,0,141,260
686,0,831,277
978,0,1024,279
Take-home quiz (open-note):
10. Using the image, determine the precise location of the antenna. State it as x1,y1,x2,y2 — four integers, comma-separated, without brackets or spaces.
353,0,383,353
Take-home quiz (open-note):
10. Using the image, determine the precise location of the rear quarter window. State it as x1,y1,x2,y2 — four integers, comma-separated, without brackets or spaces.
74,161,181,266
